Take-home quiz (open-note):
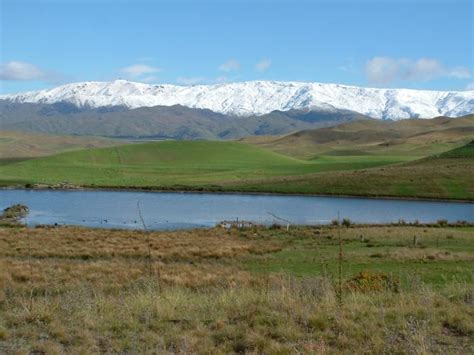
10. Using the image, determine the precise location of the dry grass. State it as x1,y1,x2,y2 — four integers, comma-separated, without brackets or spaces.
1,225,473,353
0,130,126,159
0,227,281,261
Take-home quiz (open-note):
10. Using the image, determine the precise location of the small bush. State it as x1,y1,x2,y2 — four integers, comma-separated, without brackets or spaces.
342,218,351,227
1,204,29,219
0,204,29,226
346,271,400,293
331,219,339,226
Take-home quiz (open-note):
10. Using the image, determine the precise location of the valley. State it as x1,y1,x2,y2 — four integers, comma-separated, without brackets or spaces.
2,1,473,354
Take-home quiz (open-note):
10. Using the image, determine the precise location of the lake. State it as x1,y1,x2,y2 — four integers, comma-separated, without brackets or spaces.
1,189,473,230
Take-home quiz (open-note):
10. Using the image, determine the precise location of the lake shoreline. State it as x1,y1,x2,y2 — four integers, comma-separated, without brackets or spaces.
1,184,473,204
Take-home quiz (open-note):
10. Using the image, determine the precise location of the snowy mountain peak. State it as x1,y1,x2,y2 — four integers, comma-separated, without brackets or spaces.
1,80,473,120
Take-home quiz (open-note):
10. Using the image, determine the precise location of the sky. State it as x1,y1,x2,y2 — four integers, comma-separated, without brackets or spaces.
0,0,473,94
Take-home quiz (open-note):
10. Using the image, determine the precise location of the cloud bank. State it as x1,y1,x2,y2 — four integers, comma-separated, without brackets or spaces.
120,64,162,78
0,61,50,81
366,57,471,85
218,59,240,72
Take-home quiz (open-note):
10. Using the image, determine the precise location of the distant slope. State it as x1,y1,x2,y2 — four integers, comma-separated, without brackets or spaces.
1,79,473,119
243,115,474,159
0,101,368,139
0,131,126,160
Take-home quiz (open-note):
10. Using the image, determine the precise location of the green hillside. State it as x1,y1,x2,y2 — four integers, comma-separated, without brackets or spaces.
0,141,371,188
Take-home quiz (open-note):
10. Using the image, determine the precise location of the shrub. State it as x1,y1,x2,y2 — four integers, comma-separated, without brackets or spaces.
345,271,400,293
0,204,29,226
342,218,351,227
331,219,339,226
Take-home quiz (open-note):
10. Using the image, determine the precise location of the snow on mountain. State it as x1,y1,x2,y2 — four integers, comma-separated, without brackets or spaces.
1,80,473,120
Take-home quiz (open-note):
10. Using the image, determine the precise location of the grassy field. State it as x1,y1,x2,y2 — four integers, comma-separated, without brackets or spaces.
1,224,473,353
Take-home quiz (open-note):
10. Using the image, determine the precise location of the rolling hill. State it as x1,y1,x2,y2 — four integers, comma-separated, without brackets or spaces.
0,116,472,200
0,140,406,189
243,114,474,159
0,131,126,161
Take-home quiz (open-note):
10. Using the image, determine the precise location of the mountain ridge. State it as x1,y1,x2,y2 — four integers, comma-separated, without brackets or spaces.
0,101,369,139
2,80,473,120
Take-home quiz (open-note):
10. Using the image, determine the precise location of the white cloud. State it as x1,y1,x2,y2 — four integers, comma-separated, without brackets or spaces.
449,67,471,79
366,57,471,85
176,77,206,85
120,64,162,78
0,61,48,81
255,58,271,72
218,59,240,72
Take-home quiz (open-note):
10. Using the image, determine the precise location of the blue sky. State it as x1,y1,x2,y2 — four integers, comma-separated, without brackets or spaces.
0,0,472,94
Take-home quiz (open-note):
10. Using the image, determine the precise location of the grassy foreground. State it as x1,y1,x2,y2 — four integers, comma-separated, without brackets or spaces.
1,224,473,353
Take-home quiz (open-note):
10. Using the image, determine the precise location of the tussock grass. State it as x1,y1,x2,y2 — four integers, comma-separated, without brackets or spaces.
1,225,473,353
0,130,125,159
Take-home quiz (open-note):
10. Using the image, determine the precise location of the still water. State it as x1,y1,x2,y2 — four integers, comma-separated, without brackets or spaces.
1,189,472,230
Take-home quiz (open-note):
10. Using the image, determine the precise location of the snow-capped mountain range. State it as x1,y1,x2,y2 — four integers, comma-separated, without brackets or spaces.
1,80,473,120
